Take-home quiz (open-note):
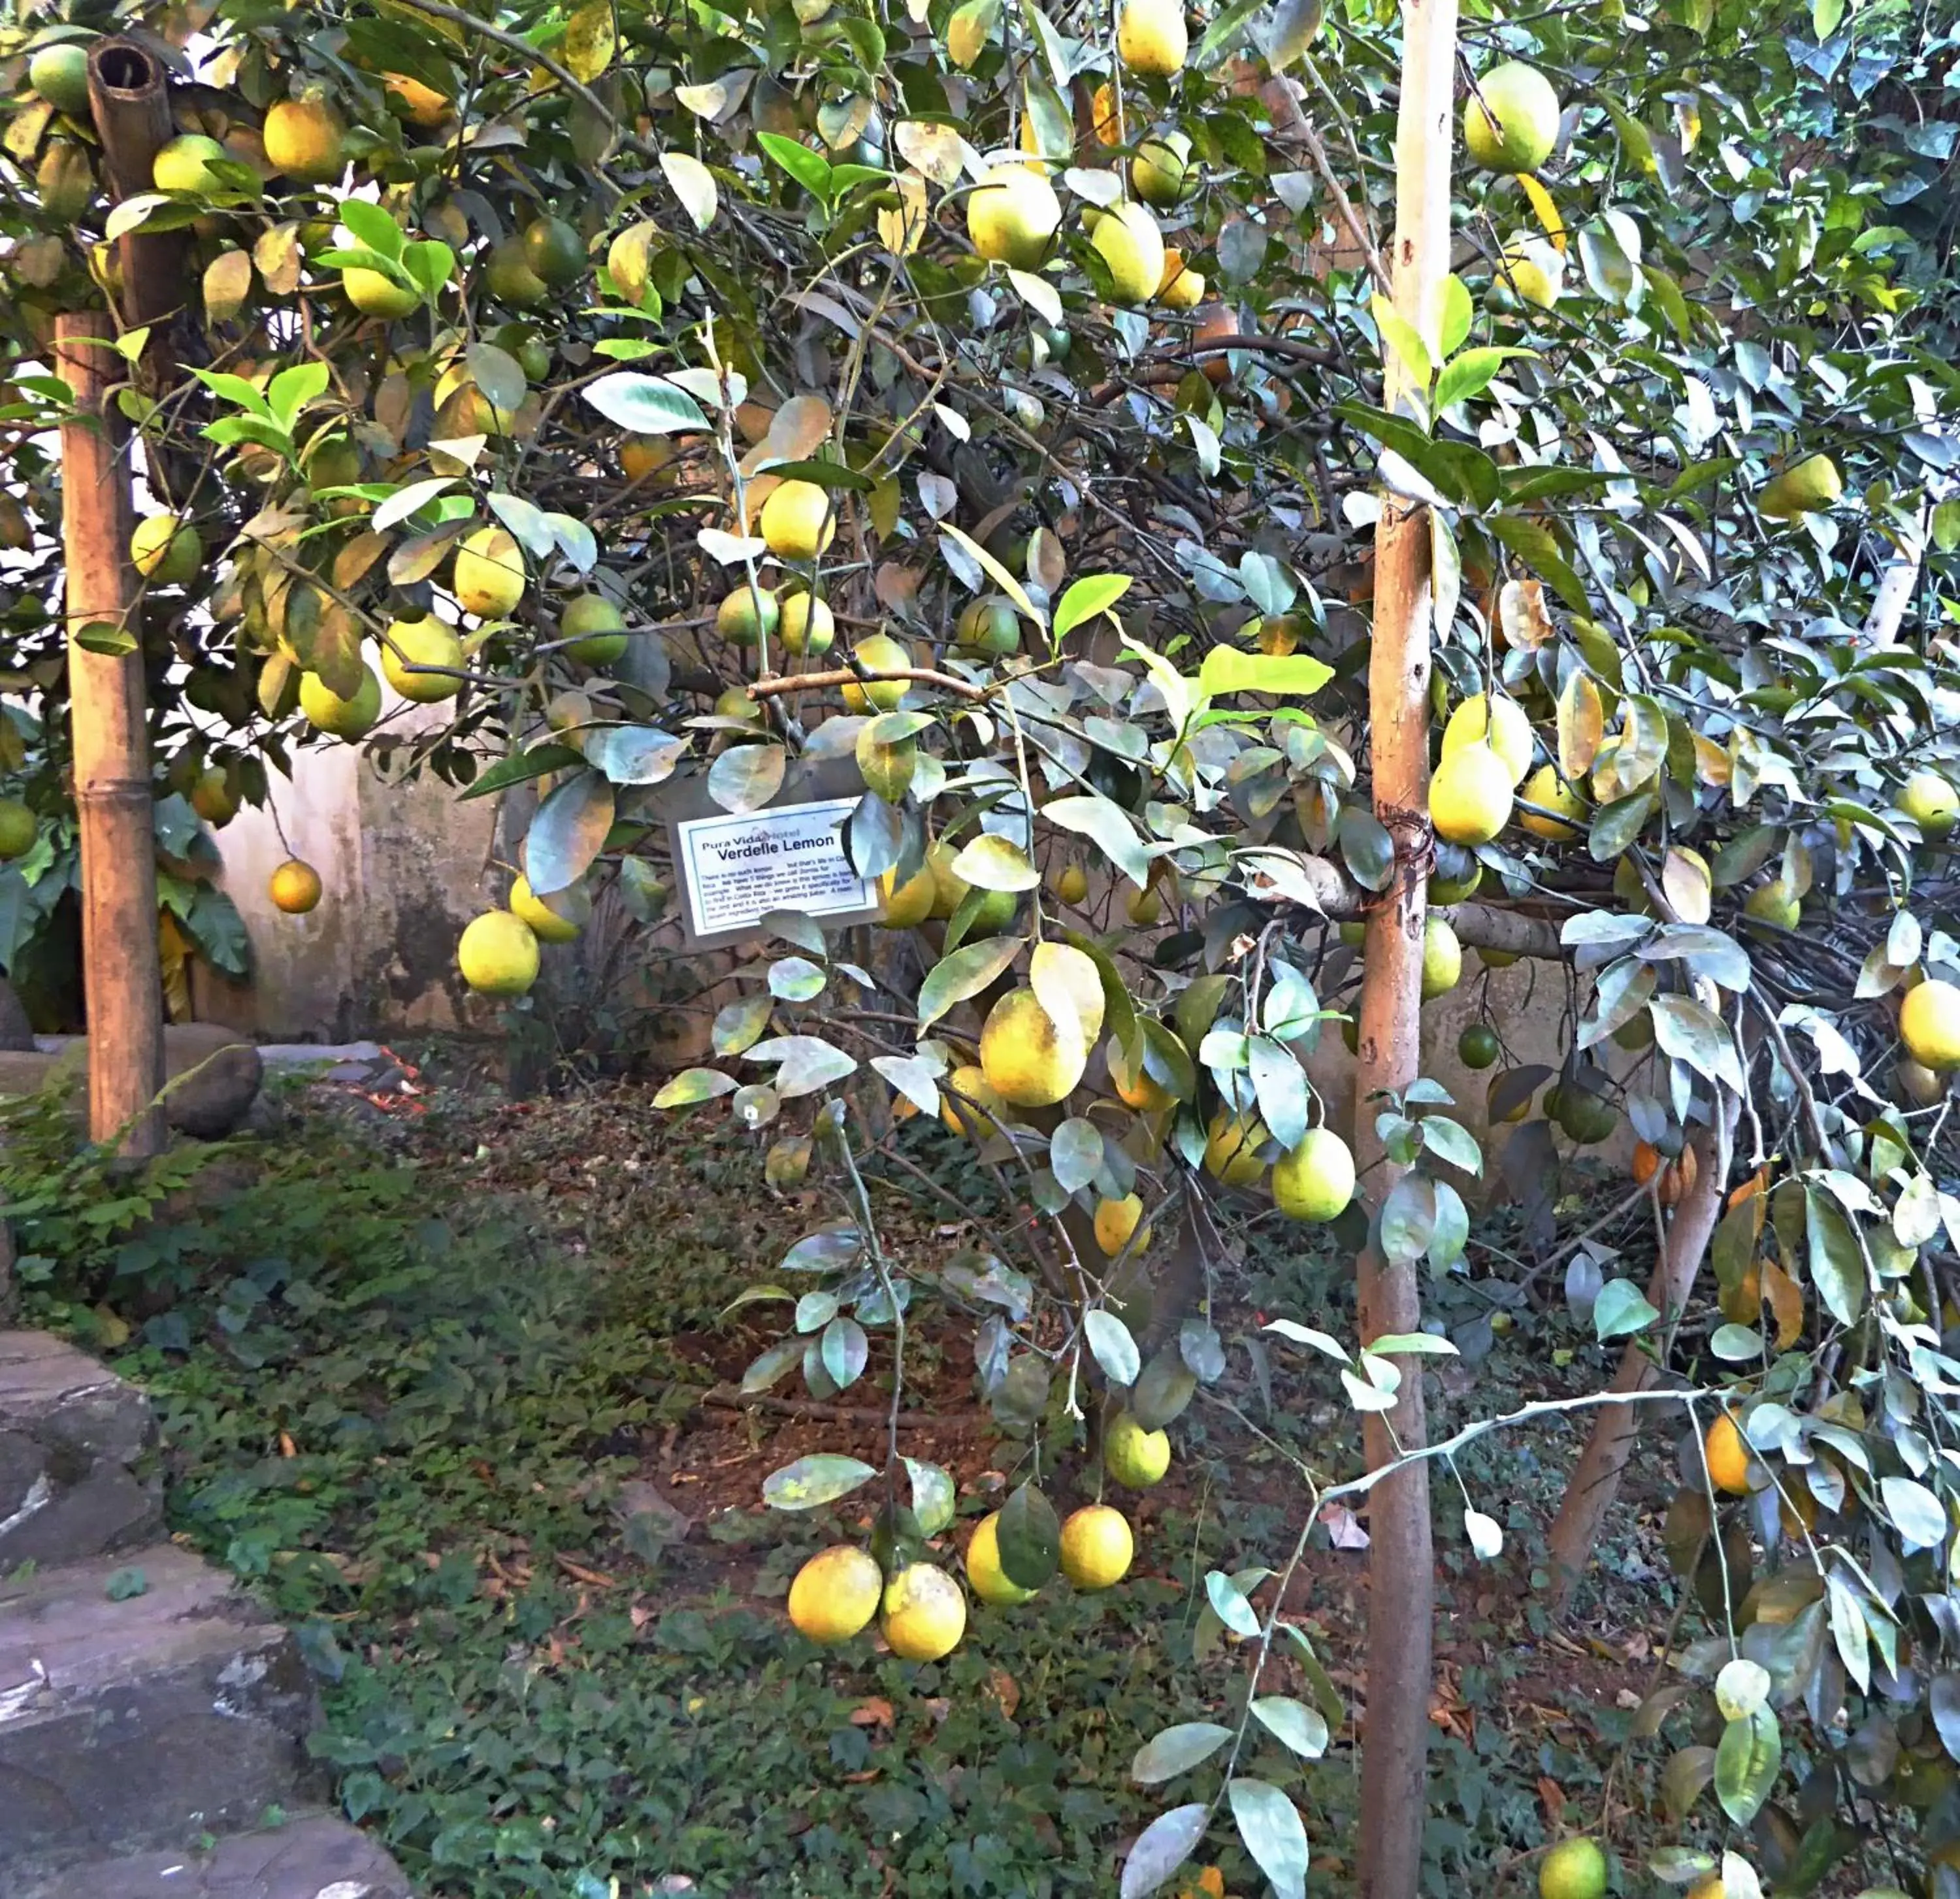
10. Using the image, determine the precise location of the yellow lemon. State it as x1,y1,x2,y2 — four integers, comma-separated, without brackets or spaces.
1743,881,1800,933
1094,1193,1149,1257
1901,978,1960,1071
511,873,587,944
384,71,451,127
29,44,92,116
966,165,1062,269
841,632,911,713
621,434,676,484
1204,1107,1269,1186
559,594,629,667
760,478,837,561
1704,1412,1753,1496
269,859,322,914
939,1062,1013,1140
1104,1412,1171,1489
153,132,228,194
1497,235,1563,310
1488,1072,1531,1124
263,95,348,184
788,1545,884,1643
300,663,382,739
1520,763,1587,840
881,1562,966,1660
1422,916,1462,999
131,513,202,584
1109,1034,1173,1113
1442,693,1533,784
380,615,464,702
1157,248,1205,308
0,800,37,861
1053,862,1090,905
1272,1127,1356,1223
1058,1504,1134,1590
1091,201,1166,306
1903,771,1959,840
966,1512,1038,1606
1538,1838,1607,1899
879,863,937,929
716,585,779,647
457,910,540,997
1464,61,1561,174
1430,742,1514,846
342,266,420,318
779,591,835,656
1117,0,1188,75
981,988,1087,1107
1759,453,1842,520
1131,131,1192,208
453,526,525,618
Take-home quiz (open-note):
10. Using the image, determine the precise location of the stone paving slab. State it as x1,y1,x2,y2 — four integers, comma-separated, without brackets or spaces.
0,1544,318,1874
0,1331,160,1574
18,1811,413,1898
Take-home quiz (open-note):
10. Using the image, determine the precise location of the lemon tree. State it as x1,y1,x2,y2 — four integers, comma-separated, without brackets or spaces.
8,0,1960,1892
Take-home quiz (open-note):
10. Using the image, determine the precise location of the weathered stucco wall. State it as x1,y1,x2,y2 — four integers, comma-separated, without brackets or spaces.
199,699,499,1040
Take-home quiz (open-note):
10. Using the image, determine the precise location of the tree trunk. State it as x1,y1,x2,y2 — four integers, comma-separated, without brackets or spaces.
1352,4,1457,1896
1544,1100,1737,1615
57,312,166,1157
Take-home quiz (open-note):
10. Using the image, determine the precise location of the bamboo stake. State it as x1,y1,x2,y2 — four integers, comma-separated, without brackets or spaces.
1351,3,1458,1895
56,312,165,1156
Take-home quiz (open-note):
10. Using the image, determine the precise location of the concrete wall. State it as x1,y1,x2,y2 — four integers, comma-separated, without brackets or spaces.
198,699,498,1040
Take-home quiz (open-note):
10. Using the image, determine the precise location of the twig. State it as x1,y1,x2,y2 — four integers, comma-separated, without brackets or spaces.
693,1384,988,1429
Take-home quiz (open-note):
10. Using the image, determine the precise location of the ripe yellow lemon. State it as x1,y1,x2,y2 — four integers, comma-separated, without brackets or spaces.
940,1062,1012,1140
153,132,228,194
1053,862,1090,905
1899,1056,1947,1105
779,591,835,656
1131,131,1192,208
1431,742,1514,846
269,859,322,914
1204,1107,1269,1186
1443,693,1533,784
342,265,419,319
981,988,1088,1107
1903,770,1959,840
1108,1034,1173,1113
1091,201,1166,306
1497,235,1563,309
1742,881,1800,933
380,616,464,702
1059,1504,1134,1590
1520,763,1586,841
1104,1412,1171,1489
788,1545,884,1643
511,873,587,944
966,1513,1038,1606
457,909,540,997
1094,1193,1149,1257
384,71,451,127
131,513,202,583
879,862,937,929
1488,1072,1531,1124
1272,1127,1356,1223
760,479,836,561
966,165,1062,269
1422,916,1462,999
1464,61,1561,174
453,527,525,618
300,663,382,739
1901,978,1960,1071
1704,1412,1753,1496
1538,1837,1607,1899
620,434,675,484
1090,81,1127,145
1117,0,1188,74
881,1562,966,1660
1157,250,1206,309
841,633,912,712
1127,882,1164,925
1759,453,1842,520
263,95,348,184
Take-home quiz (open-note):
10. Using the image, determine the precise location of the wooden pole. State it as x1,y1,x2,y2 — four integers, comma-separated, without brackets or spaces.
56,312,166,1157
1350,4,1457,1896
87,39,183,341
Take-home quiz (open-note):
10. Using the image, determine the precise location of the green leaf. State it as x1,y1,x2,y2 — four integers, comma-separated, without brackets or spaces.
904,1457,956,1536
581,372,711,435
996,1480,1060,1589
653,1066,738,1108
1714,1708,1781,1825
1805,1186,1867,1328
73,621,139,656
458,743,587,801
338,198,405,261
1229,1779,1309,1899
1085,1307,1141,1385
564,0,616,80
1198,647,1334,701
761,1453,878,1511
706,742,787,814
1051,1119,1104,1195
1131,1347,1198,1430
1593,1277,1660,1341
1054,572,1132,640
951,833,1039,891
1131,1722,1233,1785
1250,1695,1329,1758
1042,795,1150,887
1205,1568,1261,1636
1433,346,1535,414
1487,514,1590,612
1120,1804,1208,1899
524,771,615,896
917,934,1024,1029
758,131,834,200
1192,0,1268,67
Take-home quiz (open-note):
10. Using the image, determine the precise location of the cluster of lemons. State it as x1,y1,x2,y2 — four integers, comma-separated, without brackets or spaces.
789,1417,1167,1659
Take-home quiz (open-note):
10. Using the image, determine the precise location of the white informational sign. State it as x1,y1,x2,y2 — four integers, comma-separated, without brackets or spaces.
674,797,873,941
